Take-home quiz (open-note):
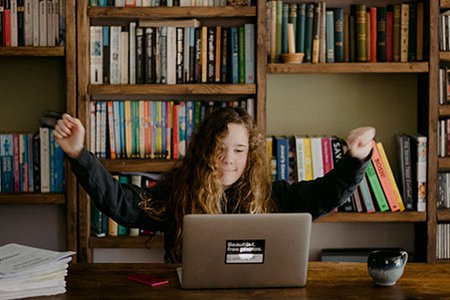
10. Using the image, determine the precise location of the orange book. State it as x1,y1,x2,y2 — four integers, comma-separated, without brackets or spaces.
376,142,405,211
371,140,400,211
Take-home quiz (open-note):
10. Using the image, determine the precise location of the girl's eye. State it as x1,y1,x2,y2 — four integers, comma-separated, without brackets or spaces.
235,149,244,153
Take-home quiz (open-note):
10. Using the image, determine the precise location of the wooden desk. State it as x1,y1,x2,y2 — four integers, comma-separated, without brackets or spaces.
58,262,450,299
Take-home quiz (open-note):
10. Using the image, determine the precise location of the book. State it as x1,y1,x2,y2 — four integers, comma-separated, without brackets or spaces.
396,134,413,210
410,134,427,212
334,7,344,62
365,160,390,212
274,136,289,181
371,140,400,212
376,142,405,211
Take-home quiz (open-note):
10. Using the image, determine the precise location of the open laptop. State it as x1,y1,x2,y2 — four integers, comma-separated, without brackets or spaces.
177,213,312,289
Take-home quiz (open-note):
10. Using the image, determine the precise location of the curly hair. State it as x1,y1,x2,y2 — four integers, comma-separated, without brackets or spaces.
140,107,277,262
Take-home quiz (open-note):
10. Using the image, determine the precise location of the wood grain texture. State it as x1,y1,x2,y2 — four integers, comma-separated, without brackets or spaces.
0,47,65,56
88,7,256,18
90,235,164,249
317,212,426,223
58,262,450,299
0,193,65,204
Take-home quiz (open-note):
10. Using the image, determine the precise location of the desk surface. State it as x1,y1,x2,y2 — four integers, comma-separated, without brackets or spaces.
57,262,450,299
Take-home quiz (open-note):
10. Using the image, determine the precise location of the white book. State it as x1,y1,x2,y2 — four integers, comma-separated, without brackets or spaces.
294,136,306,181
109,26,121,84
244,23,255,83
125,0,136,6
89,102,96,153
120,29,129,84
412,134,427,212
95,102,101,157
246,98,254,119
129,22,136,84
142,0,150,6
32,0,39,46
310,136,324,179
115,0,125,6
10,0,18,46
166,27,176,84
90,26,103,84
46,0,54,46
39,0,47,46
24,0,33,45
180,0,190,6
136,0,142,6
39,127,50,193
166,0,173,6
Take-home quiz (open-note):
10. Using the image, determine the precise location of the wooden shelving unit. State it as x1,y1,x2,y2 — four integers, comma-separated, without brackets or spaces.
76,0,266,262
0,193,66,205
318,212,427,223
0,47,65,56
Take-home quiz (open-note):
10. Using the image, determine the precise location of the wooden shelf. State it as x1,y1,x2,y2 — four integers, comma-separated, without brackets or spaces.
0,47,65,56
88,84,256,96
0,193,65,205
438,157,450,171
267,62,429,74
90,235,164,249
437,209,450,222
88,6,256,18
441,0,450,9
101,159,177,173
439,104,450,117
440,52,450,61
316,212,427,223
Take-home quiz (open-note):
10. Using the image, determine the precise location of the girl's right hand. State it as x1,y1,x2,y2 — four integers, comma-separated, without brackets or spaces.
54,114,85,159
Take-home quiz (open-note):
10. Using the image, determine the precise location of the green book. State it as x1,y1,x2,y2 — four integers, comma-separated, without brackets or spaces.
281,3,289,54
118,175,131,236
238,25,245,83
365,161,390,212
304,3,314,62
296,3,306,53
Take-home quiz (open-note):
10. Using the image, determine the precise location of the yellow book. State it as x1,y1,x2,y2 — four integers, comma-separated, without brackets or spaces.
376,142,405,211
303,137,313,180
201,26,208,83
124,100,133,158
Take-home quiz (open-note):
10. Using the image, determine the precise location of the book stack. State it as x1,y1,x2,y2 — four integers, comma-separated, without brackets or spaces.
0,243,75,300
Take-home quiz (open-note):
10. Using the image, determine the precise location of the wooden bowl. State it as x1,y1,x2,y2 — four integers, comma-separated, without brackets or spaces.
281,53,304,64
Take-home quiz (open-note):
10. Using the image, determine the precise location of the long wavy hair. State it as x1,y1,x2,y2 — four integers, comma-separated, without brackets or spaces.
140,107,276,262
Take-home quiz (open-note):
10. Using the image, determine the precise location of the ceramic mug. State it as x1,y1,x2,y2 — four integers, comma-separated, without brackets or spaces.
367,250,408,286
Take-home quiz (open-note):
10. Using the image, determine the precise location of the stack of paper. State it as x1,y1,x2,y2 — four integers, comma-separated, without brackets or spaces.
0,243,75,300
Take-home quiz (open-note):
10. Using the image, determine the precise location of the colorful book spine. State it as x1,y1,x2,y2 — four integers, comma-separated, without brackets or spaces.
365,160,390,212
334,7,344,62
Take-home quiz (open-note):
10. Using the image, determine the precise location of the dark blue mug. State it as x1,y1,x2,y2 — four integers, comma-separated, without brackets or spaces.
367,250,408,286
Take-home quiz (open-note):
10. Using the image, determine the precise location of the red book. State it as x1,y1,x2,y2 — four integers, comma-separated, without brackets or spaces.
321,137,333,174
386,6,394,62
13,134,20,192
370,7,377,62
371,140,400,212
3,0,11,46
172,102,179,160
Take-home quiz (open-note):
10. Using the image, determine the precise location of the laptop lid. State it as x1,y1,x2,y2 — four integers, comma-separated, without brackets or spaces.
178,213,312,289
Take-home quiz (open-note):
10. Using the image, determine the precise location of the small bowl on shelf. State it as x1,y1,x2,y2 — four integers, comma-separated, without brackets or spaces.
281,53,304,64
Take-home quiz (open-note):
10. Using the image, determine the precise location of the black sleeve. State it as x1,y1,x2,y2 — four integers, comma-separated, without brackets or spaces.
272,153,370,219
68,148,166,231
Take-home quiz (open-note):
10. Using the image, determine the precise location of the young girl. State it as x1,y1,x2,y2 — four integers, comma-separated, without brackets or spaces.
54,107,375,263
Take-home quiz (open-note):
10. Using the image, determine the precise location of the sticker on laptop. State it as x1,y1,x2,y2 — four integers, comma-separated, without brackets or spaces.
225,240,265,264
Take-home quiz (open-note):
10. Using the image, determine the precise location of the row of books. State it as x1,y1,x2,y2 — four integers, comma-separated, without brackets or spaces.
90,21,255,85
267,1,424,63
438,118,450,157
438,173,450,209
440,10,450,52
89,99,254,160
267,134,427,212
0,0,66,48
437,223,450,260
91,172,162,237
439,65,450,105
0,128,64,193
90,0,247,7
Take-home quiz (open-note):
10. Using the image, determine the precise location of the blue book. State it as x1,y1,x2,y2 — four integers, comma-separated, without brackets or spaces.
54,136,64,193
334,8,344,62
113,101,121,158
1,134,14,192
281,3,288,54
230,27,239,84
185,101,194,146
178,102,186,158
304,3,314,62
275,136,289,181
296,3,306,53
326,10,335,63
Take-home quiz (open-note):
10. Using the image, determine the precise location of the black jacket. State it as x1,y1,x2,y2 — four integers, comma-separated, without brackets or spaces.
69,148,369,260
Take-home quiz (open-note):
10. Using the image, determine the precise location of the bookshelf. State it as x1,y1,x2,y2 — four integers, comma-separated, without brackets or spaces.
76,1,267,262
0,0,77,257
265,0,437,262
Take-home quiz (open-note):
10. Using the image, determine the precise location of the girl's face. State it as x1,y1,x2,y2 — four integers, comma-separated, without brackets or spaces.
219,123,249,188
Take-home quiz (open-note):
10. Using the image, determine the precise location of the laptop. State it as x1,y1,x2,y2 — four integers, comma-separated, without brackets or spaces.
177,213,312,289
